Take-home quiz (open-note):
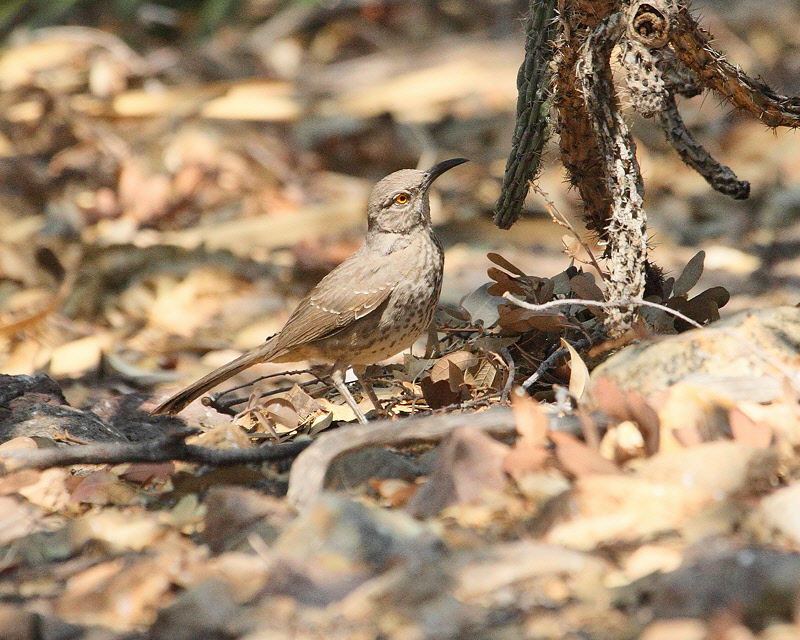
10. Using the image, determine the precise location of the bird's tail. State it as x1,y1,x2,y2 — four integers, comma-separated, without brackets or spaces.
151,338,281,415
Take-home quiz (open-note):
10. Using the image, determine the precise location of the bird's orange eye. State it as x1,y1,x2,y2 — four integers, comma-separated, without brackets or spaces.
394,193,409,205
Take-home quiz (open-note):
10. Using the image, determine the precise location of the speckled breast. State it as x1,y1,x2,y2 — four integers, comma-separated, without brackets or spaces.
305,232,444,365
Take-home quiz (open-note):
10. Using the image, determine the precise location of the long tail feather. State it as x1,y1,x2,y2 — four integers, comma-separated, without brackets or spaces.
152,339,281,415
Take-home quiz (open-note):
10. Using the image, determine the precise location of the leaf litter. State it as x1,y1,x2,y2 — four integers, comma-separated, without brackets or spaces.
1,2,800,639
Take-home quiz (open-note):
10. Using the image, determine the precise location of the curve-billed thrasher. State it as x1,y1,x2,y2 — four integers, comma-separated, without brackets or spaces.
152,158,468,422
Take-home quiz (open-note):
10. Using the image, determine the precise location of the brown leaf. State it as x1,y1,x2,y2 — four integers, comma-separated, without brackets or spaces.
117,463,175,486
465,358,500,391
405,427,510,518
510,388,548,443
0,469,40,495
429,351,479,384
591,378,660,455
569,272,604,301
69,471,140,506
263,397,301,431
729,407,773,448
287,384,325,421
447,359,467,393
569,272,607,318
56,556,172,628
504,389,551,481
487,269,555,304
487,252,527,276
671,295,720,328
497,305,568,333
504,444,550,483
0,495,43,545
667,287,728,330
549,431,620,478
420,376,459,409
71,509,163,553
693,285,730,309
486,267,526,296
591,378,628,421
672,250,705,297
626,393,660,455
522,276,555,303
190,424,253,450
13,468,71,512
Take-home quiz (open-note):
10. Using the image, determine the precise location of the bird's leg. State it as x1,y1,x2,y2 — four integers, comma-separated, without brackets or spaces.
352,365,386,417
330,364,368,424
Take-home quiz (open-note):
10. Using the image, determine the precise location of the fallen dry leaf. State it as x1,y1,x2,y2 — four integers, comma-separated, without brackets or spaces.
504,389,550,482
728,406,773,448
562,337,589,402
69,470,142,507
406,426,510,518
0,495,43,545
549,431,620,478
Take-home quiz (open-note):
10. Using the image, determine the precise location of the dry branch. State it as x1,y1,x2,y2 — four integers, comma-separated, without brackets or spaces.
554,0,621,238
287,405,517,511
0,427,311,471
657,94,749,199
578,12,647,333
671,5,800,129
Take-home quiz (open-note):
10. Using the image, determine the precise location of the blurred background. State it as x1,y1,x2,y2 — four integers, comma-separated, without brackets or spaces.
0,0,798,402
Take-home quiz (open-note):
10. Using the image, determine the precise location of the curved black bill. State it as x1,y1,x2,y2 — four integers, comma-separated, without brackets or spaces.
423,157,468,188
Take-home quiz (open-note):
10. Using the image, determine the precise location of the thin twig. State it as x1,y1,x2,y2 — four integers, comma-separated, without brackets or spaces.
427,390,504,416
0,427,311,471
499,346,515,402
522,336,592,390
210,377,325,414
216,368,318,397
532,184,608,281
502,292,704,330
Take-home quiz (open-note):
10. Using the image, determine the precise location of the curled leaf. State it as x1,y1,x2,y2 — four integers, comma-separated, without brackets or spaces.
429,351,479,384
561,338,589,402
460,283,505,327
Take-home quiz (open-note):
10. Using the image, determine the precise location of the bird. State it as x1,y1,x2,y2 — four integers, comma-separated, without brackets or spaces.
152,158,468,422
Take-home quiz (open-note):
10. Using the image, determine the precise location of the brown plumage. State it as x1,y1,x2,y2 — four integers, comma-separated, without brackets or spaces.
152,158,468,421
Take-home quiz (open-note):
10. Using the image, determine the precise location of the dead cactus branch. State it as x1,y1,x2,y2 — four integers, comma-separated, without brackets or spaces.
578,12,647,333
619,2,750,199
671,4,800,129
554,0,620,240
657,94,750,199
495,0,800,335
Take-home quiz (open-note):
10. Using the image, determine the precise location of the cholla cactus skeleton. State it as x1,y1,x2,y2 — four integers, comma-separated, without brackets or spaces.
495,0,800,336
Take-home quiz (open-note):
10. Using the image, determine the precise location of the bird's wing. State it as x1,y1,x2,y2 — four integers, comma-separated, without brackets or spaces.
274,246,400,351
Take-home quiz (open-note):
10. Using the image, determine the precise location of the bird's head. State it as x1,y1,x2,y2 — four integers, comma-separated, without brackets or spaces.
366,158,468,234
